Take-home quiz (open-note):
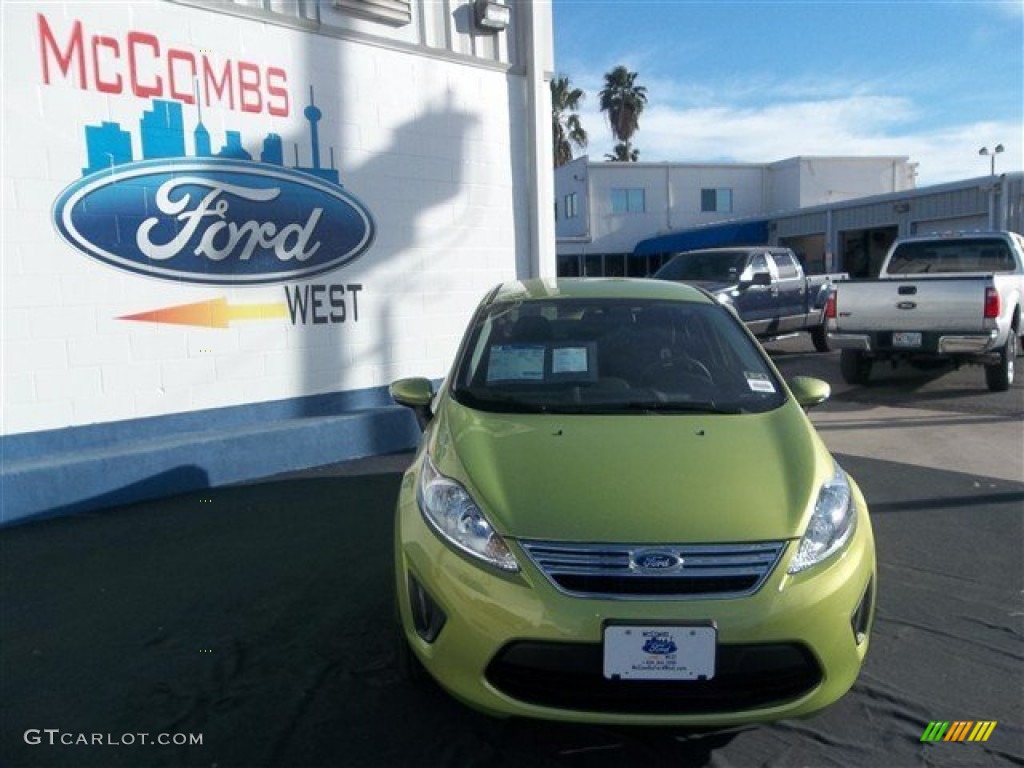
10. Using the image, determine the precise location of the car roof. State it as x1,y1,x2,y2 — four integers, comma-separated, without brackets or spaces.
895,230,1011,243
488,278,715,306
669,246,789,255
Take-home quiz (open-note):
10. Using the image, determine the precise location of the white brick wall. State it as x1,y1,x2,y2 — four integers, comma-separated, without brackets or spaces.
2,1,536,436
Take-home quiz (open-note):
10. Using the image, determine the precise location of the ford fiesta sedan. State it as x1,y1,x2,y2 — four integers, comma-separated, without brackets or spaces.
390,278,876,726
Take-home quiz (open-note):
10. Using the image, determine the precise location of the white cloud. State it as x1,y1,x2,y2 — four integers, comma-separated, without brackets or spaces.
569,82,1022,186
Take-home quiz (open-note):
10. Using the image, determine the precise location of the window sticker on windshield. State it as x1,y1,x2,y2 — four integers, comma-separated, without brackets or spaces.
745,372,777,393
487,345,545,382
552,346,588,374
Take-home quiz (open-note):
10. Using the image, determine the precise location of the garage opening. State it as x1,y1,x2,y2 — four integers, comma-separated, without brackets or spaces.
839,227,898,277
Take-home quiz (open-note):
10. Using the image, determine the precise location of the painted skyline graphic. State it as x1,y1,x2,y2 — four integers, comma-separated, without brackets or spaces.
81,86,341,185
55,81,376,289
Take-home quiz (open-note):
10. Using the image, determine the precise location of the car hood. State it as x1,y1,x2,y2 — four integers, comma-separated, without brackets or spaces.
429,398,831,543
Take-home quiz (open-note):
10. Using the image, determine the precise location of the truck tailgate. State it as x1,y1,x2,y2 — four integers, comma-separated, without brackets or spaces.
833,276,990,332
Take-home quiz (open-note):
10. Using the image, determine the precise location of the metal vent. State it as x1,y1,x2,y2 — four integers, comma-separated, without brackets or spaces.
332,0,412,26
518,540,786,599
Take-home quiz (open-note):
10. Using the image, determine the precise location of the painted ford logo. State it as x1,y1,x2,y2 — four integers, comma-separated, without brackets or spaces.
53,158,375,285
632,549,684,571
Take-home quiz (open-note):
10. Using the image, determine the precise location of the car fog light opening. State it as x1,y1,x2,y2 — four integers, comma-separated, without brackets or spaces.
851,577,874,645
408,574,447,643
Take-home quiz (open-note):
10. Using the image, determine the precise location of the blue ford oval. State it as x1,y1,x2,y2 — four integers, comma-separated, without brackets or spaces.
53,158,375,285
633,550,683,571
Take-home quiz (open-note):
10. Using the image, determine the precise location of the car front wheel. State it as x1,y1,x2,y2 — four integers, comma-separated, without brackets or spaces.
810,325,830,353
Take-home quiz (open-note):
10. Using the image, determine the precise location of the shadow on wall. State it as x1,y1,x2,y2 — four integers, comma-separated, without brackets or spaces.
298,84,480,418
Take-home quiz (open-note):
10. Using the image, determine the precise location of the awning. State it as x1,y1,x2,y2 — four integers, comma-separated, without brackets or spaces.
633,220,770,256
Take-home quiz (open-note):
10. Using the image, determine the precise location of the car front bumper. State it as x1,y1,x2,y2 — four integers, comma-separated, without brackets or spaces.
394,469,877,726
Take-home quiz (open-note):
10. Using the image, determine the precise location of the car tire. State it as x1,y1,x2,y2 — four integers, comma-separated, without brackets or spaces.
810,325,830,353
840,350,872,385
985,330,1017,392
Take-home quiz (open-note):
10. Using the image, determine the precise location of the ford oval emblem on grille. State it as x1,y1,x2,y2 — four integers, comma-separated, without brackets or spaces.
631,549,684,572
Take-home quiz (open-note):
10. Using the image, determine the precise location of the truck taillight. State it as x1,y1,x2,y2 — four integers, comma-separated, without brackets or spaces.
824,290,837,319
984,287,1000,319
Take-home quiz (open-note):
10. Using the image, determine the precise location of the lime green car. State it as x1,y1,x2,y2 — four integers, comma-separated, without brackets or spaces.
391,278,876,725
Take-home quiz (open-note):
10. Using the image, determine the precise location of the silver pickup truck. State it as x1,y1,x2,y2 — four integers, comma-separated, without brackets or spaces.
826,230,1024,391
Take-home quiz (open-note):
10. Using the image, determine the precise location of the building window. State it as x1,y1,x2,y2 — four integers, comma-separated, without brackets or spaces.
183,0,320,22
701,188,733,213
565,192,579,219
175,0,415,26
611,188,645,213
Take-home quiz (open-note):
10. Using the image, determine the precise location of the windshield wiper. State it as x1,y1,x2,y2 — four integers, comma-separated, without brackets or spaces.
584,400,744,415
454,389,550,414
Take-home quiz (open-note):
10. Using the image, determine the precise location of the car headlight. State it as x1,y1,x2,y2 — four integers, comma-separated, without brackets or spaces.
788,462,857,574
416,454,519,573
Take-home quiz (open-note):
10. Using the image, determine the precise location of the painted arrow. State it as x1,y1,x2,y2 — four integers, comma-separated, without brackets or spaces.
119,298,288,328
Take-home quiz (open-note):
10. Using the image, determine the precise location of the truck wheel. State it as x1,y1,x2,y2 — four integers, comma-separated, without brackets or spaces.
840,350,872,385
985,331,1017,392
811,325,830,353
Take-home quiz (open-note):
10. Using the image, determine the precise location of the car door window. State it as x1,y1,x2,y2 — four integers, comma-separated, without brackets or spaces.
771,253,799,280
741,253,770,281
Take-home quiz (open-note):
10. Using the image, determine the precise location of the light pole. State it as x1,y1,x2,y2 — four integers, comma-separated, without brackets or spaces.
979,144,1004,176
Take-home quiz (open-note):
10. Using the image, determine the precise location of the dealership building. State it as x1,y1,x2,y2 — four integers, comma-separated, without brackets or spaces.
1,0,555,523
555,156,1023,278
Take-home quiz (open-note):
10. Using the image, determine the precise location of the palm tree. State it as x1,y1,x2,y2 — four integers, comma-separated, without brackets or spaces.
605,142,639,162
598,65,647,162
551,75,588,167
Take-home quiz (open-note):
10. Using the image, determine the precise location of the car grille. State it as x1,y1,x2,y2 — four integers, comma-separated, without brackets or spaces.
518,540,786,599
485,641,823,714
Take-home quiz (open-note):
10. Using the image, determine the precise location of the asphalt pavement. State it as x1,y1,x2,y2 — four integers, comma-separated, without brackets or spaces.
1,335,1022,768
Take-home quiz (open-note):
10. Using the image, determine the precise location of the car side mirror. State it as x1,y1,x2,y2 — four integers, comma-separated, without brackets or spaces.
390,377,434,429
788,376,831,409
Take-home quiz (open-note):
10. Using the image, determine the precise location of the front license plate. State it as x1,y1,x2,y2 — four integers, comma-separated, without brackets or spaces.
892,331,922,348
603,625,716,680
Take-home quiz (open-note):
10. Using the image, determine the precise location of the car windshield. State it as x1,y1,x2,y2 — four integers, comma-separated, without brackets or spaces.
654,251,749,282
451,298,786,415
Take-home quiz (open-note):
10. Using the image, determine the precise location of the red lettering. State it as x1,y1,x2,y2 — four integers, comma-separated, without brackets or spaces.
167,50,196,104
127,32,162,98
38,14,86,87
202,58,234,110
237,62,262,114
91,36,123,94
267,67,289,118
38,15,292,118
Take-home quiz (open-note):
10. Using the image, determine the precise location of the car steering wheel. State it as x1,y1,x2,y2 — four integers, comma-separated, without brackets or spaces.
639,354,714,387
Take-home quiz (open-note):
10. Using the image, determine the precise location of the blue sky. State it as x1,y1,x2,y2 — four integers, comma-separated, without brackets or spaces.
552,0,1023,185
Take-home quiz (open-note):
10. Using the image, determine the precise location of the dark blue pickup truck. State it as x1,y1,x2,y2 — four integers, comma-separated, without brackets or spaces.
653,246,843,352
